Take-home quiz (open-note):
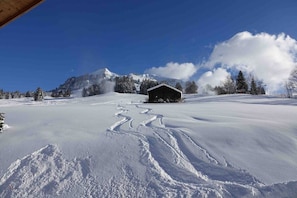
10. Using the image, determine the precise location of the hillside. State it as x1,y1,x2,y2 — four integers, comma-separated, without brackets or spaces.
0,94,297,197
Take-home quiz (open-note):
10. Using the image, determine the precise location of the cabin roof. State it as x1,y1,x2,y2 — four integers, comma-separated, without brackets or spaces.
147,83,182,94
0,0,44,28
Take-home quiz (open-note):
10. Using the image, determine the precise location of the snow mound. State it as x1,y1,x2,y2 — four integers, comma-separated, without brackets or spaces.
0,144,98,198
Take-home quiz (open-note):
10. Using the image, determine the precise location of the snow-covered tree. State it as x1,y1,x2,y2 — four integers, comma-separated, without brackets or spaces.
25,91,33,98
4,92,11,99
175,82,183,92
287,67,297,97
250,77,257,95
255,80,266,95
0,89,4,99
185,81,198,94
52,89,71,98
236,71,248,93
223,76,236,94
82,84,102,97
139,79,158,95
0,113,5,132
34,87,44,101
114,76,136,93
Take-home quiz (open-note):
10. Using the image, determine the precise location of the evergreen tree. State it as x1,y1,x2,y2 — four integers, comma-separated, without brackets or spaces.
175,82,183,92
139,79,158,95
82,87,88,97
0,113,4,132
185,81,198,94
5,92,11,99
236,71,248,93
82,84,103,97
256,81,266,95
34,87,44,101
63,89,71,97
0,89,4,99
25,91,33,97
250,77,257,95
214,86,226,95
223,76,236,94
114,76,136,93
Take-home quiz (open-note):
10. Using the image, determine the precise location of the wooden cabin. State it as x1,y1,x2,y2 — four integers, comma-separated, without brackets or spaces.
147,84,182,103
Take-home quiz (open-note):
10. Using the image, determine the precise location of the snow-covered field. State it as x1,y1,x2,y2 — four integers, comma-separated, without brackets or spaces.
0,93,297,198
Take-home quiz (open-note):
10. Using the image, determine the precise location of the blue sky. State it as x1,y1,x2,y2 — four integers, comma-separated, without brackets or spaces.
1,0,297,92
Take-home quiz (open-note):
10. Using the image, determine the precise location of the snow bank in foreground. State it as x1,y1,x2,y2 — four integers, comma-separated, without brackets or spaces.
0,144,97,197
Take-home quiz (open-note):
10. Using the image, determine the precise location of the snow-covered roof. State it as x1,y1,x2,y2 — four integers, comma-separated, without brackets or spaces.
147,83,182,94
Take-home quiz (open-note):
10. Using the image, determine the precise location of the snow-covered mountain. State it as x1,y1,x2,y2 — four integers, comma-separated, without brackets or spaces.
53,68,184,93
53,68,118,92
1,94,297,197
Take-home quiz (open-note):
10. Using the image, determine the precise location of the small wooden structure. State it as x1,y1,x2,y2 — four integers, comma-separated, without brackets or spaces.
147,84,182,103
0,0,44,28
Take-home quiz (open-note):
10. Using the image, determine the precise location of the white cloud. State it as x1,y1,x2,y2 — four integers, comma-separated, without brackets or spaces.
198,68,230,88
198,68,230,94
202,31,297,93
145,62,197,80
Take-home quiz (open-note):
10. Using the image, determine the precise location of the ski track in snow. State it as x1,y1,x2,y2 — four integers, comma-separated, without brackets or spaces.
2,97,297,197
103,102,297,197
101,104,263,197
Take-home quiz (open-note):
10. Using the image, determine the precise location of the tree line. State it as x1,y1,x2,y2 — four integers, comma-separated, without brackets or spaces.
81,76,199,97
0,87,47,101
0,70,267,101
213,71,265,95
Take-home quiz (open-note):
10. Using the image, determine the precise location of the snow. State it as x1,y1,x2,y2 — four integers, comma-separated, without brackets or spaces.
0,93,297,197
90,68,117,79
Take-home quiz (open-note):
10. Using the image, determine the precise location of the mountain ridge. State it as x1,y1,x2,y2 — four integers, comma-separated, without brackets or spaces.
53,68,184,94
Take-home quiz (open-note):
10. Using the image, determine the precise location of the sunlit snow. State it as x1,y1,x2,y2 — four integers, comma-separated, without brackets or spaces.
0,93,297,197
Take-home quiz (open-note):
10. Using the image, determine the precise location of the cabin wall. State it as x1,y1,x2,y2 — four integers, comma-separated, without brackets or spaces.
148,86,181,103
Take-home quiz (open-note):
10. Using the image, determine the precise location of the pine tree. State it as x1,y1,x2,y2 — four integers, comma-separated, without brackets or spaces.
34,87,44,101
185,81,198,94
175,82,183,92
223,76,236,94
114,76,136,93
25,91,33,97
0,113,4,132
250,77,257,95
82,87,88,97
236,71,248,93
256,81,266,95
0,89,4,99
139,79,158,95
